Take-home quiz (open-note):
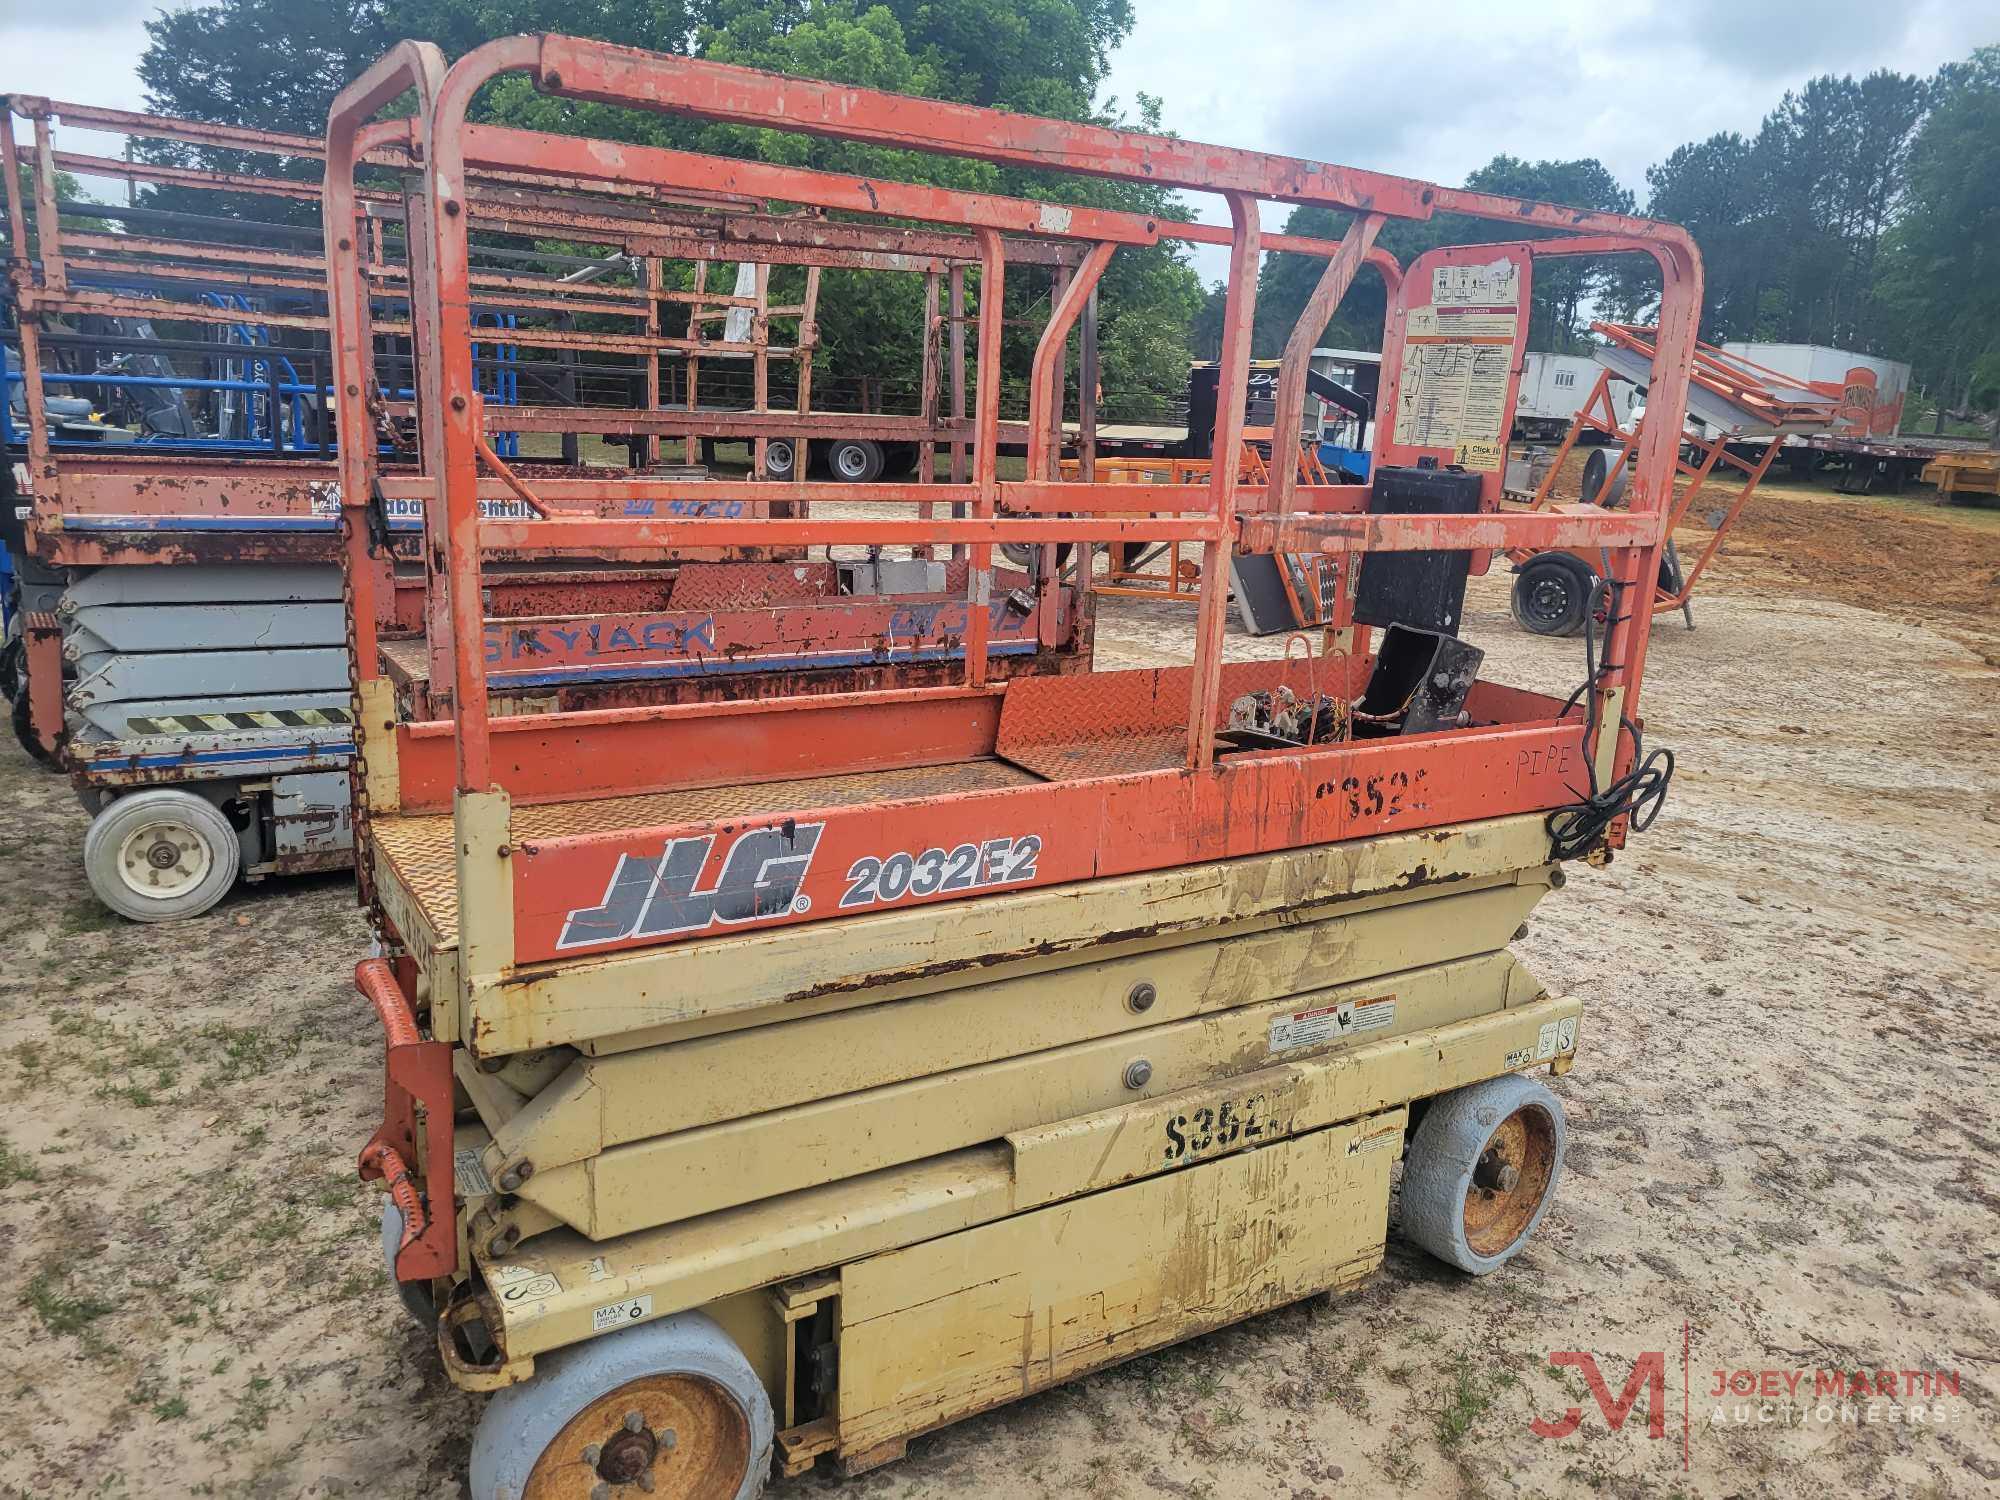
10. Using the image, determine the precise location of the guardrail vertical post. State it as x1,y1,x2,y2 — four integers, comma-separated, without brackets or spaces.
1187,190,1260,770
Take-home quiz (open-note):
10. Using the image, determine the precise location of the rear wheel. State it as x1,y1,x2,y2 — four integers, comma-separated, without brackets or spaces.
1510,554,1594,637
1400,1072,1566,1274
470,1312,773,1500
828,438,884,483
82,787,240,922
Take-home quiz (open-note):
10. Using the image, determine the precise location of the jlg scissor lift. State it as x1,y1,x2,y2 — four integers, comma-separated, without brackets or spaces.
331,35,1695,1498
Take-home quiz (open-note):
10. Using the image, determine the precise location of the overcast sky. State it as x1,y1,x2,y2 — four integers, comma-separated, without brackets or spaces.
9,0,1999,278
1108,0,1999,278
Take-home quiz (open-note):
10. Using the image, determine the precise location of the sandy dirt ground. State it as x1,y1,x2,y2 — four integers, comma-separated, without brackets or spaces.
1,478,1996,1499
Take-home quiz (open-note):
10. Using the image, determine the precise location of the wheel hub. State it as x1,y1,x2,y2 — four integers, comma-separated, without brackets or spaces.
116,818,213,898
525,1372,746,1499
1461,1105,1557,1258
1527,577,1570,621
595,1419,659,1485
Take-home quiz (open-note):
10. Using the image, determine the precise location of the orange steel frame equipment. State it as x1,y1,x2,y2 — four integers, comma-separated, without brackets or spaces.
328,34,1701,972
1508,321,1842,622
329,27,1700,1038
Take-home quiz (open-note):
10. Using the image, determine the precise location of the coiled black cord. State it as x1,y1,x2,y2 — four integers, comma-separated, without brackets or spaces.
1546,577,1675,861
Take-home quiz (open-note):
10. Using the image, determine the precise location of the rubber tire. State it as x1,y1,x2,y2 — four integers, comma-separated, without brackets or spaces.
10,685,58,770
1401,1072,1566,1275
763,438,797,481
380,1202,436,1328
82,787,241,922
1580,447,1629,507
828,438,884,483
469,1311,774,1500
1510,555,1593,638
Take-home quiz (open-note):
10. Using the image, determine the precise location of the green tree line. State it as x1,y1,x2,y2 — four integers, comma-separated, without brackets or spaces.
1245,46,2000,435
41,4,2000,433
125,0,1202,422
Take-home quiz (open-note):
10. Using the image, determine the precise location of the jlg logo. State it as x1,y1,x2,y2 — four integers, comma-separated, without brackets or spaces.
556,823,823,949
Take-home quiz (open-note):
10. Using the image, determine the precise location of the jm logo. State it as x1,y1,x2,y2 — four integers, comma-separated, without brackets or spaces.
557,822,823,949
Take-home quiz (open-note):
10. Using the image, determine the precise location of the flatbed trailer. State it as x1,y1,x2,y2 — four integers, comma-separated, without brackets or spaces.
1,95,1093,920
333,34,1695,1497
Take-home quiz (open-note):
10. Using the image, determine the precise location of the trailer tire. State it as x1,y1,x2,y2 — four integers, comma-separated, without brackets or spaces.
380,1202,436,1327
763,437,797,480
828,438,884,483
1400,1072,1566,1275
1510,555,1593,637
10,686,58,769
470,1311,773,1500
82,787,240,922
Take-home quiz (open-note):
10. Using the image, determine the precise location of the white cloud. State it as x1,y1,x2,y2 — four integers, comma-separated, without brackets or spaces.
1106,0,2000,280
4,0,1995,270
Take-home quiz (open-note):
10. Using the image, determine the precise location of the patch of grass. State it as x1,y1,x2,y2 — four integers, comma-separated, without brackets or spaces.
198,1024,296,1086
23,1265,114,1336
1431,1354,1497,1451
250,1206,307,1245
0,1136,41,1188
60,901,122,936
1383,1445,1419,1486
231,1372,276,1434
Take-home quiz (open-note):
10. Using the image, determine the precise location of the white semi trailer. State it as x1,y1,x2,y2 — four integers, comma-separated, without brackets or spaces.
1514,352,1636,440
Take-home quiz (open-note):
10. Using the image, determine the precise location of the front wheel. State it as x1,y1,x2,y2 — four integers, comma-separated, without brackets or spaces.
82,787,241,922
470,1312,774,1500
762,437,797,481
1400,1072,1566,1274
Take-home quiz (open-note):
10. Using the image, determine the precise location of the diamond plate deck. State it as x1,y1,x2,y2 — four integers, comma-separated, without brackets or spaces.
374,758,1043,948
994,658,1357,781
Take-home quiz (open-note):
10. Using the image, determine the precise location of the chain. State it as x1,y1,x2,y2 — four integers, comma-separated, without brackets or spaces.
337,506,387,944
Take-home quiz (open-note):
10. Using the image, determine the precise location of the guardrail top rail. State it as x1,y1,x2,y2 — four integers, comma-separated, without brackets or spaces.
328,34,1702,980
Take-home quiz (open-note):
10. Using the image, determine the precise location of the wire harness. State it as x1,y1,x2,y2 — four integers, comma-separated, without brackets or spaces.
1547,578,1674,861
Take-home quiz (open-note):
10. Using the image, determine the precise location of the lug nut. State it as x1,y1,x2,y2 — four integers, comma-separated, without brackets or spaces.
623,1410,646,1434
1123,1058,1153,1090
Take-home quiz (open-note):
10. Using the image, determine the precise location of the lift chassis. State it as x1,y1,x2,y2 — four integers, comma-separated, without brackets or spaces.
332,34,1699,1498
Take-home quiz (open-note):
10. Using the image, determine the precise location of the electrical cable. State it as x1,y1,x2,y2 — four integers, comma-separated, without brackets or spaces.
1546,577,1675,861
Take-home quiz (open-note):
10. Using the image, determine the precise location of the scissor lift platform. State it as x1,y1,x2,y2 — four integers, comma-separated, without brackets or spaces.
328,31,1694,1499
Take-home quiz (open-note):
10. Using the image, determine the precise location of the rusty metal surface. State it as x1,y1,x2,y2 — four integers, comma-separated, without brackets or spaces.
322,30,1699,966
663,561,835,609
374,758,1040,945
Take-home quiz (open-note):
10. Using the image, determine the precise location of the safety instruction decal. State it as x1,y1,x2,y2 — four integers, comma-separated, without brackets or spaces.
1433,257,1520,307
593,1294,654,1332
1392,339,1514,460
488,1263,563,1304
1269,994,1396,1054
